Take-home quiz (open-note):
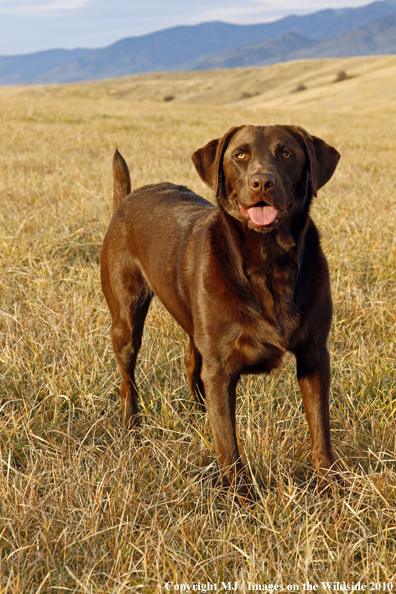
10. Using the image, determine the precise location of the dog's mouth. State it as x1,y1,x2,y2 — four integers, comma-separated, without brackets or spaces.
237,200,289,228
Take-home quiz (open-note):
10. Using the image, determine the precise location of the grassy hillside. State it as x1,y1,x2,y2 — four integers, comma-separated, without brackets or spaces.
3,54,396,112
0,58,395,591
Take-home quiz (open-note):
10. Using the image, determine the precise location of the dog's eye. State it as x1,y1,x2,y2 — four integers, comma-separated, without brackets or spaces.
282,151,293,159
236,153,246,159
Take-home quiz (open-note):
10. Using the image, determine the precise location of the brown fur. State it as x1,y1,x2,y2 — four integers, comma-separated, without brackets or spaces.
100,125,340,502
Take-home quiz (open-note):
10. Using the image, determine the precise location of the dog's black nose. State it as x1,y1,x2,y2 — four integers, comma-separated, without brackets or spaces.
249,173,275,193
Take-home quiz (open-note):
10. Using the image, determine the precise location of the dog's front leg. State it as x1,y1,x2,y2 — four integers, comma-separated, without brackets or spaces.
295,344,335,490
201,363,254,502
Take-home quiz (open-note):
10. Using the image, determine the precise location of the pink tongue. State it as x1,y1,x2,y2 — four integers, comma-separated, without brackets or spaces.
248,205,278,226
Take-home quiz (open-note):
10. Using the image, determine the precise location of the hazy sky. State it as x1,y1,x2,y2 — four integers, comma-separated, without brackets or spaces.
0,0,374,55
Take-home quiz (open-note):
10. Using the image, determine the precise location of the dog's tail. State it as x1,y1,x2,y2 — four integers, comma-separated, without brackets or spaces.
113,149,131,212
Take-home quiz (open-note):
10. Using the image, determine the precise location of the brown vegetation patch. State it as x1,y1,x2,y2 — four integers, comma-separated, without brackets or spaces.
292,83,307,93
333,69,354,83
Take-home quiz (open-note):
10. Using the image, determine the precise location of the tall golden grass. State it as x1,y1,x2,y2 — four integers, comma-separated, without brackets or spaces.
0,58,395,592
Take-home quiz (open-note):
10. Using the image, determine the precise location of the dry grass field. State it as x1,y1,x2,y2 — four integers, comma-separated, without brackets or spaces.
0,57,395,592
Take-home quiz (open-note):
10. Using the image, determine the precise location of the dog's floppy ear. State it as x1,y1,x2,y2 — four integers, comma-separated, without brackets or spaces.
192,126,243,198
295,127,340,196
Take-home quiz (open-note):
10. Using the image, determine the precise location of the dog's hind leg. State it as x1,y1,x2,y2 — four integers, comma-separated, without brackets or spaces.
106,266,153,429
184,337,206,411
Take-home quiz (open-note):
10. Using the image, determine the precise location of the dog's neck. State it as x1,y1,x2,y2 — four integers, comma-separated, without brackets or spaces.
221,212,302,340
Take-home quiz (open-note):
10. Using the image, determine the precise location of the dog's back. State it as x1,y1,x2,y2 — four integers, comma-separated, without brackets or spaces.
102,151,217,339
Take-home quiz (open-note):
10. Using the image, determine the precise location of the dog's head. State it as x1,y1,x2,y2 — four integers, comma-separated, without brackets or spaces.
192,125,340,233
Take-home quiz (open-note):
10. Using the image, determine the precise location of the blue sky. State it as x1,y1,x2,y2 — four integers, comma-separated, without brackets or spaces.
0,0,374,55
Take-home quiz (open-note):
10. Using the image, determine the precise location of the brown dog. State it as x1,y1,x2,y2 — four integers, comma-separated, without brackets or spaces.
100,125,340,501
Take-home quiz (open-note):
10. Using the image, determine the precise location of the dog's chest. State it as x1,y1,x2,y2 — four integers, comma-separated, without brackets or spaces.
233,245,300,373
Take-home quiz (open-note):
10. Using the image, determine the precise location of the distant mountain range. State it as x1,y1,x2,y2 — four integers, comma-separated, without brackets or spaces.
197,13,396,69
1,0,396,85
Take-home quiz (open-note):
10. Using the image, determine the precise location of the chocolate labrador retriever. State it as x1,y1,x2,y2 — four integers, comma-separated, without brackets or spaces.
100,124,340,501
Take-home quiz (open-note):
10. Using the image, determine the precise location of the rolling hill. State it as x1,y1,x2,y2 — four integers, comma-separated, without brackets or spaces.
3,55,395,113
